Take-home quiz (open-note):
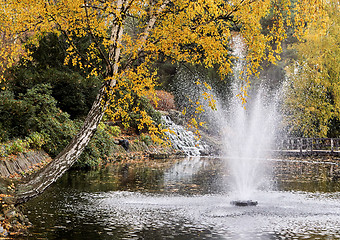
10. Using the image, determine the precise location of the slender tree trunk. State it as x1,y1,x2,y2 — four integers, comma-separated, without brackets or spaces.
13,0,168,203
15,85,108,203
15,0,126,202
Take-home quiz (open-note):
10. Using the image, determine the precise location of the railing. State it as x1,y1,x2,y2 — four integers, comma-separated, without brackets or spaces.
274,138,340,156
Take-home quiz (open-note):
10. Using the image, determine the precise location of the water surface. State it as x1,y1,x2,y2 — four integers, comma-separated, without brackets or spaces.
23,157,340,239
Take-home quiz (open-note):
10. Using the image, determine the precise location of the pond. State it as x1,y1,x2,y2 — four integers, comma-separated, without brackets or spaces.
22,157,340,239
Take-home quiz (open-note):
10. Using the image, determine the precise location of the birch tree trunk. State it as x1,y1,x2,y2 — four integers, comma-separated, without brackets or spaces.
16,84,108,202
15,0,126,202
14,0,169,203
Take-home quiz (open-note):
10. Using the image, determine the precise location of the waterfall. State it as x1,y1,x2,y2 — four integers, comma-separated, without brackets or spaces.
162,115,208,156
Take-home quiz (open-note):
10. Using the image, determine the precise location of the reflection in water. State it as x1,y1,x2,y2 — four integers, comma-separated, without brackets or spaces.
164,157,207,183
23,157,340,240
163,157,222,194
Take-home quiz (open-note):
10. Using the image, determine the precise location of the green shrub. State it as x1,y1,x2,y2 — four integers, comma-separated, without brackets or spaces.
0,84,77,157
140,133,152,146
8,66,100,119
74,123,116,169
7,139,27,155
0,91,31,140
109,126,121,137
6,33,101,119
20,84,78,157
26,132,48,150
0,84,119,168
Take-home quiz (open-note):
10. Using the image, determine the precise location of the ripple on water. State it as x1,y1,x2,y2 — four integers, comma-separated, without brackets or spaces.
60,190,340,239
24,157,340,240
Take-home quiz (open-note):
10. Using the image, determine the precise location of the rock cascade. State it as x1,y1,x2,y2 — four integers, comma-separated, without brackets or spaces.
161,115,210,156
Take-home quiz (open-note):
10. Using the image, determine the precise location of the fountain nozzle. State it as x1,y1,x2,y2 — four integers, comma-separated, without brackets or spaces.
230,200,258,207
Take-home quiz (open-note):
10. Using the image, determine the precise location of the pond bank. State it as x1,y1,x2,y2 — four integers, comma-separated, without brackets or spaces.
0,150,52,179
0,150,53,237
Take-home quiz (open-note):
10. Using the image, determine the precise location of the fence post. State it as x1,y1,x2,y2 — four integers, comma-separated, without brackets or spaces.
331,138,334,154
299,138,302,156
310,138,313,154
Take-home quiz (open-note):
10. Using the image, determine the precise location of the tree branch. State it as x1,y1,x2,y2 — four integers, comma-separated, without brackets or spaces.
83,0,111,67
122,0,171,70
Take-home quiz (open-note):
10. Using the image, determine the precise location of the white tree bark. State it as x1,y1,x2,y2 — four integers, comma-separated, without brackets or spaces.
16,4,127,202
15,0,169,203
16,85,108,202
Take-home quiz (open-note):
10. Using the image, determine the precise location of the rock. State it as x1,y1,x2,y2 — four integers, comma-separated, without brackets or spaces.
149,153,169,159
117,139,129,151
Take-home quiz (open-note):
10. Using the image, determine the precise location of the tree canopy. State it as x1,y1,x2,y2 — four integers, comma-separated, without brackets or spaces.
1,0,317,89
283,0,340,137
1,0,326,134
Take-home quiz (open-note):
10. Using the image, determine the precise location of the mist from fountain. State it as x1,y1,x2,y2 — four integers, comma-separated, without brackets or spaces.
223,87,280,201
167,34,282,201
210,35,282,201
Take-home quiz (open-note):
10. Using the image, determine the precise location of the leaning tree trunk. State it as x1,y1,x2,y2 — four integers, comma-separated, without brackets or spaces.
15,85,108,203
14,0,126,202
13,0,168,203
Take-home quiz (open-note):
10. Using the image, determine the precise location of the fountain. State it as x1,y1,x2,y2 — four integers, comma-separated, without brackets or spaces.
223,86,280,206
165,34,281,204
208,35,281,206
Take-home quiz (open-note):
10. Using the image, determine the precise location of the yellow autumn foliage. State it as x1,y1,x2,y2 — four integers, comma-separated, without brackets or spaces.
283,0,340,137
0,0,327,141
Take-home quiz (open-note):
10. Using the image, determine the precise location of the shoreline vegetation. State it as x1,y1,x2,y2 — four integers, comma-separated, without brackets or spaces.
0,75,198,236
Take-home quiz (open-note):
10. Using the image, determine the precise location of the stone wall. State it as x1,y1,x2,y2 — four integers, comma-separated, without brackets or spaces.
0,151,51,178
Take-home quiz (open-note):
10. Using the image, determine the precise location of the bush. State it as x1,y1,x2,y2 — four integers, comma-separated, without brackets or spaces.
0,91,31,140
39,69,100,119
26,132,48,150
108,126,121,137
140,133,152,146
7,139,27,155
74,123,116,169
0,84,77,157
6,33,101,119
152,90,176,111
0,84,120,168
20,84,78,157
